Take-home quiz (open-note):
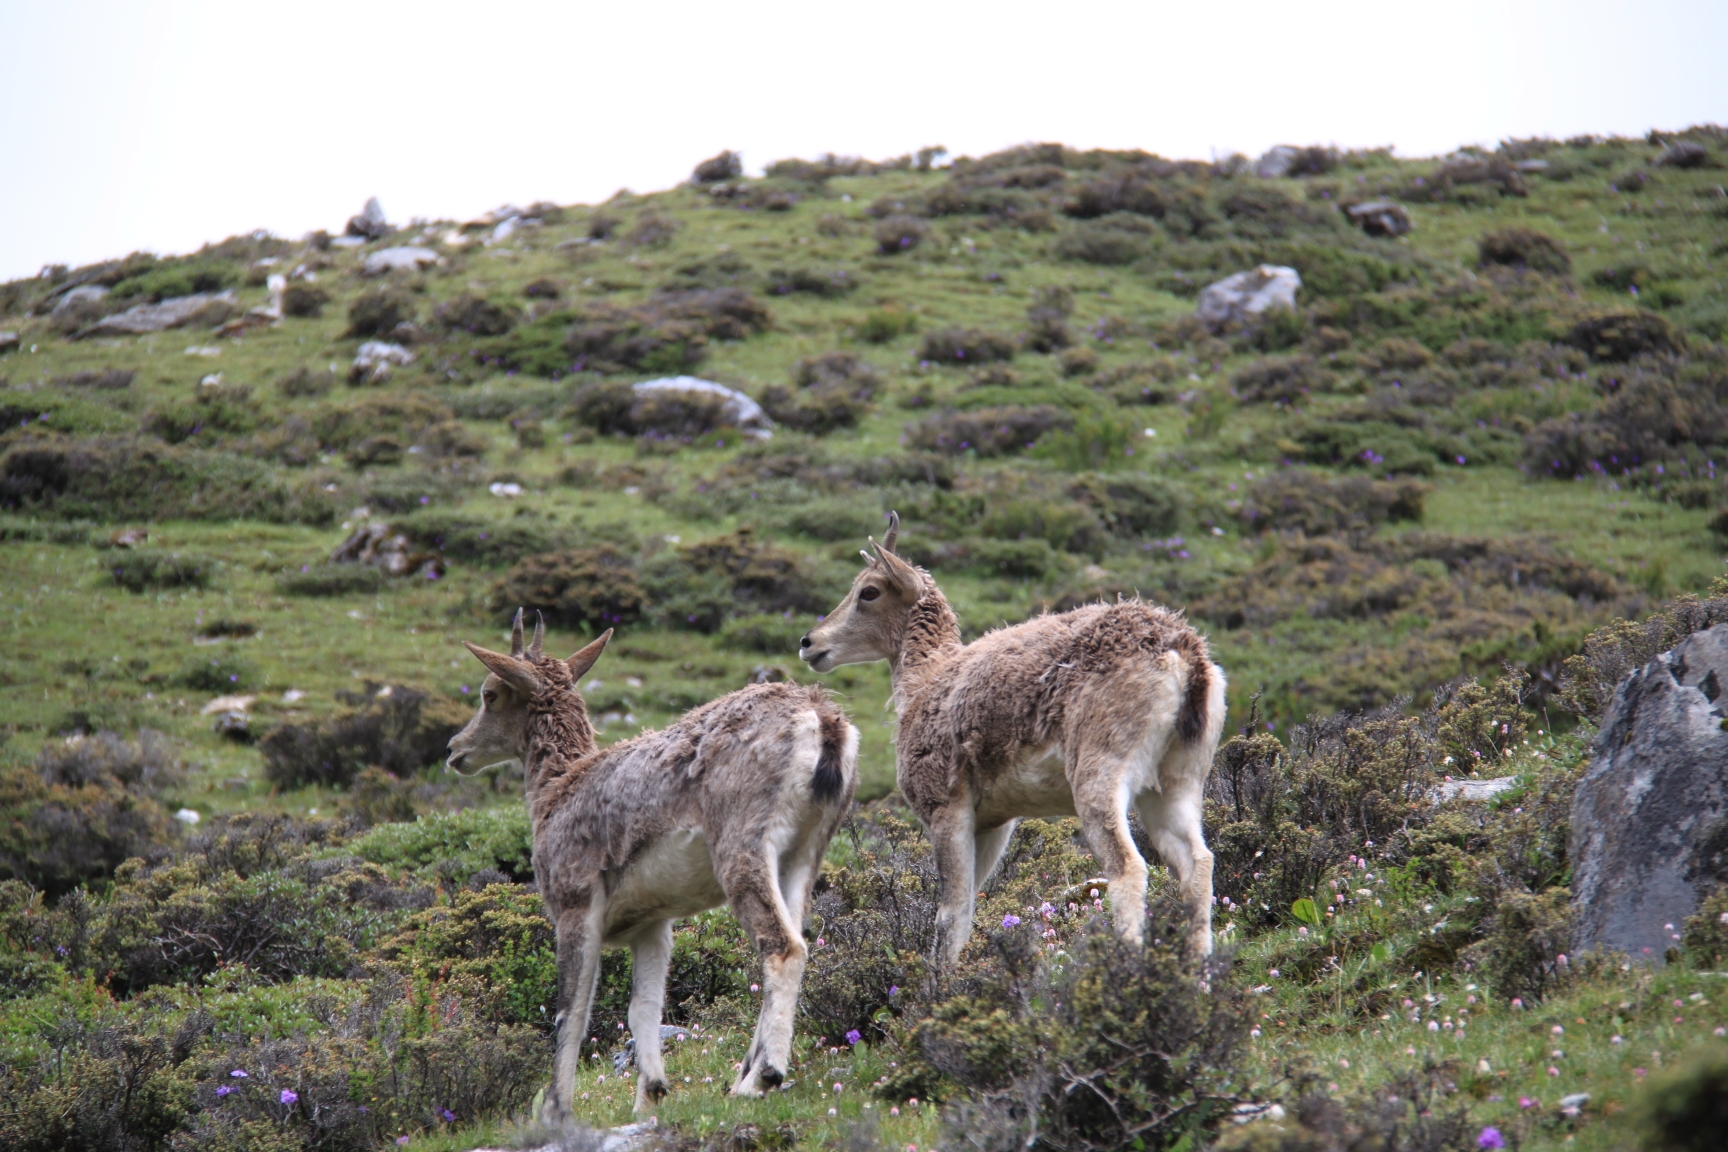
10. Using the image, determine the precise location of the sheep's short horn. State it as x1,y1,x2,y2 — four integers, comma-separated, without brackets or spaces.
881,510,900,555
510,608,526,658
530,611,546,660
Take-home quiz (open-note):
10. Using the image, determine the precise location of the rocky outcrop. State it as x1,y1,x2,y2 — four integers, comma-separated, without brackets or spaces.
346,196,389,240
361,247,441,276
71,291,238,338
1570,623,1728,963
1196,265,1301,329
1346,199,1413,238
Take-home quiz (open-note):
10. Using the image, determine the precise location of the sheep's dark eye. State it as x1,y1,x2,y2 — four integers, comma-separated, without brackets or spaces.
859,586,881,602
482,691,496,705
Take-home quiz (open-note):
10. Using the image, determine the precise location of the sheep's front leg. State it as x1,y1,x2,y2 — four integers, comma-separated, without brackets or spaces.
929,804,980,968
1074,765,1149,946
627,919,674,1115
1137,780,1214,960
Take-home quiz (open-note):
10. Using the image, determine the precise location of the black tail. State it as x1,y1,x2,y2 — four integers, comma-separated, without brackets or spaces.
1175,642,1213,745
812,709,848,803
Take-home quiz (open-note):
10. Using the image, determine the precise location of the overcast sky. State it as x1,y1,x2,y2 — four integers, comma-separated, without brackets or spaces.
2,0,1724,282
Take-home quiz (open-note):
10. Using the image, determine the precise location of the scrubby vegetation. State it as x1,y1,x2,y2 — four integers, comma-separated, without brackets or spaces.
3,127,1728,1150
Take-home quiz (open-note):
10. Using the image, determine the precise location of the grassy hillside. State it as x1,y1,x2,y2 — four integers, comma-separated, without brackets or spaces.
2,131,1727,1151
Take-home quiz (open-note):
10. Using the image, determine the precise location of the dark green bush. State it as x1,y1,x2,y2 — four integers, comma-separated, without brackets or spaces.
346,286,416,337
762,351,881,433
277,563,388,596
0,436,337,524
435,294,519,336
176,652,255,692
281,282,329,317
1563,309,1685,361
1234,470,1427,534
919,327,1016,365
1522,359,1727,478
0,752,179,896
718,613,812,655
399,513,564,566
348,806,534,884
564,289,772,374
1231,354,1330,406
1628,1045,1728,1152
905,405,1072,456
1067,472,1185,537
874,215,930,254
108,548,212,591
109,259,235,301
1556,572,1728,718
856,305,918,343
1052,215,1154,265
766,266,859,297
1478,228,1571,275
259,683,470,789
489,546,648,630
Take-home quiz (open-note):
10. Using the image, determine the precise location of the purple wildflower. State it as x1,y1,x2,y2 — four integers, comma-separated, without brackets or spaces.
1477,1128,1505,1150
846,1029,862,1046
1002,914,1021,928
280,1089,298,1105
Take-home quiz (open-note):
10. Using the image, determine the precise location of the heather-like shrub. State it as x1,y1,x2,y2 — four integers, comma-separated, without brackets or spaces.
1629,1046,1728,1152
346,286,416,337
905,405,1071,456
1562,309,1684,361
765,266,858,297
348,806,534,884
856,305,917,343
1522,360,1727,477
259,684,471,789
874,215,930,254
1556,573,1728,718
762,351,882,434
108,548,212,591
398,513,564,566
281,282,329,317
378,884,557,1027
692,149,743,183
490,546,647,632
278,364,335,396
918,327,1016,365
176,652,255,692
434,294,519,336
277,563,388,596
1230,354,1331,407
1234,470,1427,534
1478,228,1571,275
564,289,772,374
1052,215,1154,265
1066,472,1185,537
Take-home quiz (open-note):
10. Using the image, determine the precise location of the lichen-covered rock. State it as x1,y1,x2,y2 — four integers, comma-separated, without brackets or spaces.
71,291,238,338
1570,623,1728,963
1196,265,1301,329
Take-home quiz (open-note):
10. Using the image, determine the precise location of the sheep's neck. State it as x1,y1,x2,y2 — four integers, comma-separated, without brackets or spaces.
523,689,598,811
891,584,962,698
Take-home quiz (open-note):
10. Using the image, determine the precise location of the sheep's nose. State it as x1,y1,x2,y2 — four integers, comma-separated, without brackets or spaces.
799,633,812,649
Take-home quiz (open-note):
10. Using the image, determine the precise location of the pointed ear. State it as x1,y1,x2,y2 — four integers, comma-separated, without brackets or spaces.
567,628,613,682
865,537,917,594
464,641,543,697
509,608,526,658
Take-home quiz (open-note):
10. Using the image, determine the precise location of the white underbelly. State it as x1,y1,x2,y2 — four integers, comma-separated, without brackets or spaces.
604,828,726,937
977,741,1077,824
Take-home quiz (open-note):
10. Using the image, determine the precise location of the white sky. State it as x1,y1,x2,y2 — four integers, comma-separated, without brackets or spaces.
2,0,1725,282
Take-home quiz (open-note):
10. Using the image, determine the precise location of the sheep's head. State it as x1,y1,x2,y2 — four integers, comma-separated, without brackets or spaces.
446,609,611,774
800,511,921,672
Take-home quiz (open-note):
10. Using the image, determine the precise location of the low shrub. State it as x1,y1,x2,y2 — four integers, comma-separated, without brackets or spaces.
1067,472,1185,537
346,286,416,337
1032,408,1142,472
277,563,388,596
348,805,534,883
108,548,212,591
1023,284,1074,352
490,546,648,631
626,212,681,248
53,368,135,389
259,684,471,789
856,305,918,343
1556,572,1728,719
717,613,810,655
564,288,772,374
1681,884,1728,968
1562,310,1685,361
281,282,329,317
1522,359,1727,477
1478,228,1572,275
377,883,557,1027
761,352,882,434
434,294,519,336
176,652,256,692
1629,1045,1728,1152
1230,353,1330,406
0,436,337,524
905,405,1072,456
765,266,859,297
278,364,335,396
109,258,235,301
760,494,889,542
874,216,930,255
918,327,1016,366
398,513,564,566
0,745,180,895
692,149,743,183
1052,215,1154,265
1235,470,1427,534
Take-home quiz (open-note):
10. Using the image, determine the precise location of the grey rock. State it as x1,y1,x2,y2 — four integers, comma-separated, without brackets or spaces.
1195,265,1301,329
1346,199,1413,238
52,284,110,315
72,291,239,338
633,375,773,439
0,331,18,355
330,520,446,578
1254,146,1300,178
211,710,251,741
1432,775,1518,803
345,196,389,240
611,1025,692,1072
1657,142,1709,169
1570,623,1728,963
1512,159,1551,173
361,246,441,276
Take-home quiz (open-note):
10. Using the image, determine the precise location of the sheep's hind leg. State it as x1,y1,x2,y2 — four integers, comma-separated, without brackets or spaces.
1074,764,1150,946
1136,778,1214,960
929,804,980,968
627,919,674,1115
727,852,808,1096
544,895,604,1126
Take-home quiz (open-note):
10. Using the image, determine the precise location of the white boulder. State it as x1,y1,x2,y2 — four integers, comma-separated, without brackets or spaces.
1196,265,1302,329
346,196,389,240
352,340,414,383
633,376,772,439
361,247,442,276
